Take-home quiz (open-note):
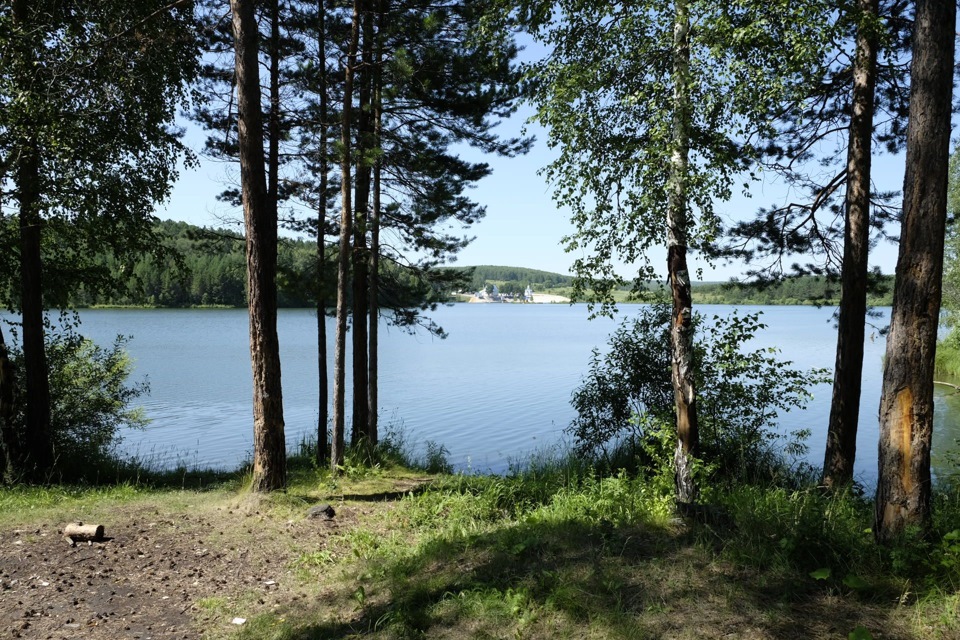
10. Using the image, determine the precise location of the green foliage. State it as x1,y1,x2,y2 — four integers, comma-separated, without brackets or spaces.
935,326,960,378
5,331,147,481
0,0,199,309
454,265,574,293
937,146,960,376
849,625,874,640
69,220,469,318
570,304,828,482
718,484,875,573
692,275,894,306
521,0,835,311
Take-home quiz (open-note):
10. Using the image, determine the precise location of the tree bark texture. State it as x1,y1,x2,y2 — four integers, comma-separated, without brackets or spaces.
315,0,329,465
668,0,698,505
62,523,105,542
874,0,955,543
231,0,286,492
822,0,879,489
351,0,374,447
13,0,54,480
332,0,361,471
367,1,384,446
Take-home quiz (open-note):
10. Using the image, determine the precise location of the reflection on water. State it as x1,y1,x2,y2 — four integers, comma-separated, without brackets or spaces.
934,382,960,485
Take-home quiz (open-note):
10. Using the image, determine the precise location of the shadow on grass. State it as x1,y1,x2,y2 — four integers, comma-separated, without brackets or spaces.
254,515,904,640
338,484,432,503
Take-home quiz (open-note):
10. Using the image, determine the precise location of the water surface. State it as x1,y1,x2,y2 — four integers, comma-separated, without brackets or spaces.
55,304,960,484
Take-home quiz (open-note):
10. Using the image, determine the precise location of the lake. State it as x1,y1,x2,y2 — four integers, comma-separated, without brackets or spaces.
42,304,960,485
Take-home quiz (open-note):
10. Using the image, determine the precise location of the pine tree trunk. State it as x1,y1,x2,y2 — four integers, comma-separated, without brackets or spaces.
874,0,955,543
13,0,53,480
822,0,879,489
332,0,361,471
315,0,329,465
231,0,286,492
350,0,373,447
668,0,698,506
367,1,384,446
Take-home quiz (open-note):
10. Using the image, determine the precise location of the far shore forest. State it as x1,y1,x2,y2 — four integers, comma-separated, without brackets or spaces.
70,220,896,309
4,0,960,638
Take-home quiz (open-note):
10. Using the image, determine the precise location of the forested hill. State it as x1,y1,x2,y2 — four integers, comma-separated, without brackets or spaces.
76,219,468,309
460,265,574,292
75,225,894,308
74,219,314,308
692,276,894,306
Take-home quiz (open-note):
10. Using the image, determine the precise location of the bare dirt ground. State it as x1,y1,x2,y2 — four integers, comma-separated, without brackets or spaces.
0,490,383,640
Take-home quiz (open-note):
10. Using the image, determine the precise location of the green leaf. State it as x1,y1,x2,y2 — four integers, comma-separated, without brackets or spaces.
848,625,873,640
809,567,831,580
842,574,870,590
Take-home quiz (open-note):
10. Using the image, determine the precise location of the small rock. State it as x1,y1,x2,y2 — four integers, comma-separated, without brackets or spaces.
307,504,335,520
231,617,246,625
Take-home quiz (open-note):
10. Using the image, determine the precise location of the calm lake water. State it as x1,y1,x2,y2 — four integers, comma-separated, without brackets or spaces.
46,305,960,484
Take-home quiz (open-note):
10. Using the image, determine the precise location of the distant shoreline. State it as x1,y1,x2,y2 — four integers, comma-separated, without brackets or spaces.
466,293,572,304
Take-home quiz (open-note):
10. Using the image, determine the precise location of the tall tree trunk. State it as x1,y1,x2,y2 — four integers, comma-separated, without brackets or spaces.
315,0,329,465
13,0,53,480
332,0,361,471
350,0,373,447
367,0,384,445
822,0,879,488
268,0,281,211
0,325,20,480
231,0,286,492
668,0,698,505
874,0,955,543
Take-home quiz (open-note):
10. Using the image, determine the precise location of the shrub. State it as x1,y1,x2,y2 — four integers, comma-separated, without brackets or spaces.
5,330,147,481
569,303,828,483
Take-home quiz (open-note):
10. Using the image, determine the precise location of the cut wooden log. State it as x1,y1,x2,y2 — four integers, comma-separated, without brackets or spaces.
62,523,104,542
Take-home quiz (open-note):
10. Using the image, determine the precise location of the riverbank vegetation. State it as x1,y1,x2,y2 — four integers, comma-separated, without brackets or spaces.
2,443,960,639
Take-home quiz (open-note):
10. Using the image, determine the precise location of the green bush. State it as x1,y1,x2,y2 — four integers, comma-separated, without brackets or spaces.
6,330,147,481
569,304,829,483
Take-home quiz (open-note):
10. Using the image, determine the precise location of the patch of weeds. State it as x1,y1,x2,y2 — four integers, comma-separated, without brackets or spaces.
196,596,229,613
716,483,875,574
417,440,452,474
343,528,389,560
297,549,335,568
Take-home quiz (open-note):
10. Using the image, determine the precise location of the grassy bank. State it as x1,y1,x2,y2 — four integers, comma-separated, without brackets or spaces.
2,449,960,639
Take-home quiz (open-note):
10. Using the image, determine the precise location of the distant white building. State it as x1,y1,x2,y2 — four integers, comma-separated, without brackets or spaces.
524,285,534,302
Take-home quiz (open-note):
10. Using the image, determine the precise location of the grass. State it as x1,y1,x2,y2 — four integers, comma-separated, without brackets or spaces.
3,445,960,639
936,330,960,379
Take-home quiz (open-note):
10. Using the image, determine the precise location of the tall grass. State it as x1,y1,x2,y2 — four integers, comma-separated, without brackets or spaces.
936,327,960,377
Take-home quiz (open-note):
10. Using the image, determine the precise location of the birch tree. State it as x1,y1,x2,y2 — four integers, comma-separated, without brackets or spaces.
0,0,197,479
522,0,831,503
